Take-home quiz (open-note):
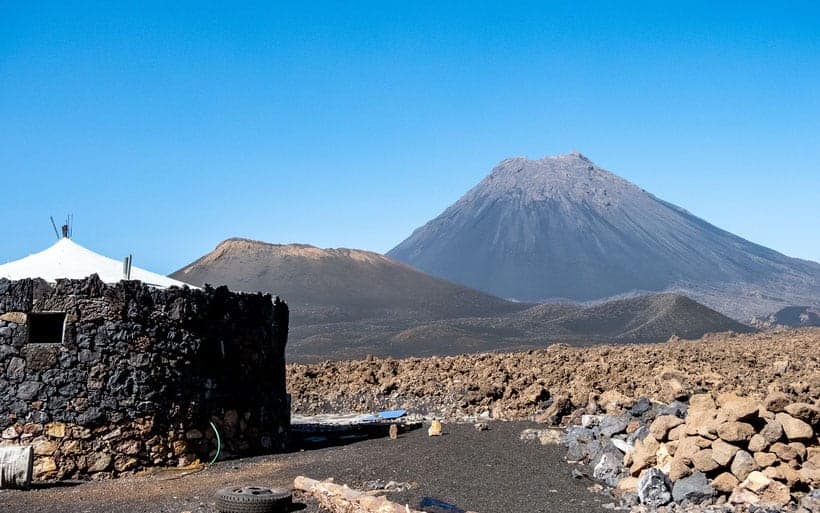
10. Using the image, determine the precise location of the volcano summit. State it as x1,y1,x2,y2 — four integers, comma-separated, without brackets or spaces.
388,152,820,319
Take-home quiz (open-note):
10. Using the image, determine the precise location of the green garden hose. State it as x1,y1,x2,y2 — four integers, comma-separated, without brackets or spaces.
208,420,222,465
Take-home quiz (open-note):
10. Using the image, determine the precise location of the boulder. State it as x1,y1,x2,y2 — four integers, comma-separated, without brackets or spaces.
667,425,686,441
717,421,755,443
637,468,672,507
675,436,711,461
762,463,801,487
689,394,717,412
593,451,623,487
784,402,820,426
692,449,720,472
763,392,790,413
87,452,112,473
535,394,572,424
538,430,562,445
740,470,772,493
626,426,649,446
657,367,690,402
728,487,760,506
44,422,66,438
610,438,630,453
711,438,740,467
748,434,769,453
775,412,813,440
787,441,806,460
671,471,715,503
32,456,57,480
711,472,739,493
685,408,718,437
758,480,791,507
799,489,820,512
629,436,660,476
717,393,760,421
731,450,757,481
599,415,630,438
760,419,784,444
32,439,58,456
770,442,799,462
649,415,684,441
668,456,692,482
754,452,778,468
798,463,820,487
599,390,633,414
630,397,652,416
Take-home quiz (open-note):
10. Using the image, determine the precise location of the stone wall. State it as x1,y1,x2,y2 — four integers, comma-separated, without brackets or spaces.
0,275,289,480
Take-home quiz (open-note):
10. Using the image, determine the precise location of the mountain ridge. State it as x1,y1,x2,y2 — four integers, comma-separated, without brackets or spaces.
171,236,753,362
388,152,820,319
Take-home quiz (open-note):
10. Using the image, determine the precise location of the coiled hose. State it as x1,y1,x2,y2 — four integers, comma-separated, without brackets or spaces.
208,420,222,465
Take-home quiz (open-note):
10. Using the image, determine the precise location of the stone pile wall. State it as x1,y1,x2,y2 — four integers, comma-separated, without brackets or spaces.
0,275,289,481
554,392,819,510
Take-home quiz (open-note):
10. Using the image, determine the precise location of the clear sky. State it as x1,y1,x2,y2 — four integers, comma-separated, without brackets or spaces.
2,1,819,273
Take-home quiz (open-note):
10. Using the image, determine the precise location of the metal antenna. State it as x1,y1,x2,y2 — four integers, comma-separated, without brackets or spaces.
49,217,60,240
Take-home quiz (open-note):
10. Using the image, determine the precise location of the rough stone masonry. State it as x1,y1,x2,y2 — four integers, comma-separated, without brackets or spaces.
0,275,290,481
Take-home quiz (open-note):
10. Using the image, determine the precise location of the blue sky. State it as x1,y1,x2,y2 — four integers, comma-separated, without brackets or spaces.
1,1,819,273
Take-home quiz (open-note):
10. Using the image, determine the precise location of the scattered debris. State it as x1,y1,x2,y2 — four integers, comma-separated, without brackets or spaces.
363,479,414,493
474,422,489,432
429,420,443,437
389,424,398,440
419,497,478,513
294,475,427,513
519,428,561,445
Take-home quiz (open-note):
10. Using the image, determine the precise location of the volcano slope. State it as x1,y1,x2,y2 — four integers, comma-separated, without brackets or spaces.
172,239,751,362
388,152,820,320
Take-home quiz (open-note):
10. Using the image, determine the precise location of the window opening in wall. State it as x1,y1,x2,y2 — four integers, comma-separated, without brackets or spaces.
27,312,66,344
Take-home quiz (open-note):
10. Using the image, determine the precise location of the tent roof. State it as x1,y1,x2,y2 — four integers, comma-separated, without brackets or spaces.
0,238,192,289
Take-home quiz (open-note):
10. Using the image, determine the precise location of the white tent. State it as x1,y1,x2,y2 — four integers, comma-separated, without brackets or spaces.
0,237,191,289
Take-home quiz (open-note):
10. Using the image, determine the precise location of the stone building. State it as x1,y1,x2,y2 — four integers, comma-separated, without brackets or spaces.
0,238,289,480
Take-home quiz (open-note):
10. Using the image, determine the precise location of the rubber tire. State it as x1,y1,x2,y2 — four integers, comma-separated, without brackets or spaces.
215,485,292,513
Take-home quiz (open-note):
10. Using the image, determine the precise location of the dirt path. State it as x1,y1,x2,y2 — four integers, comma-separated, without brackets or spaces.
0,421,607,513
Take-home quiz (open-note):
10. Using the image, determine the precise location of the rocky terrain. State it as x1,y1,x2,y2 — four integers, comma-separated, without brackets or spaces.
388,152,820,320
171,239,751,362
287,329,819,420
289,329,820,512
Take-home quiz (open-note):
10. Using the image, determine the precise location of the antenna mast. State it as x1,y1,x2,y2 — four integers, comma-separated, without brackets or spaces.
49,217,60,240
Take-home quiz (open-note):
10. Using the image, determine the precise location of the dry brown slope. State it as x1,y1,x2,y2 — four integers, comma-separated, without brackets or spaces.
171,238,529,324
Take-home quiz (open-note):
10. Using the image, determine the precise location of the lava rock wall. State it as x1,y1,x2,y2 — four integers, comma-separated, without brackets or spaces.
0,275,289,480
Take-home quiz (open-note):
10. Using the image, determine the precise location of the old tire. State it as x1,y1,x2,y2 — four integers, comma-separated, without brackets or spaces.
215,485,292,513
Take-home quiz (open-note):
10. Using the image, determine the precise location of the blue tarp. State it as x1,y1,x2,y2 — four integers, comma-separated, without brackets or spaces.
376,409,407,420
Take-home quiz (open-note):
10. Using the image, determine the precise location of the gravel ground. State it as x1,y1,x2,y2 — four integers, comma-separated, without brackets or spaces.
0,421,607,513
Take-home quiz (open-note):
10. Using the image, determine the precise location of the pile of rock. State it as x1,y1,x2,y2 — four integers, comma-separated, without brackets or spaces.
559,392,819,510
287,329,820,421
